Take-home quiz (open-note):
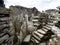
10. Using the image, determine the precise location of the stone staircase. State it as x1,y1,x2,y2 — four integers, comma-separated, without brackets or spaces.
31,22,53,43
32,15,39,27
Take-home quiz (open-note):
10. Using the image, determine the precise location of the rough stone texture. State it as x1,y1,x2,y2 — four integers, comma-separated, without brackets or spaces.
9,5,41,45
0,3,59,45
0,1,13,45
9,5,55,45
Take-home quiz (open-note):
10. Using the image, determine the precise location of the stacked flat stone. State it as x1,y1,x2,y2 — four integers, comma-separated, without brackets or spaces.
0,8,14,45
32,15,39,27
31,22,54,44
0,13,10,44
0,14,10,32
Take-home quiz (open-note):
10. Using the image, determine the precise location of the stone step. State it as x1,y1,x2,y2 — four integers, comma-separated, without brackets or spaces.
33,31,43,38
31,37,39,43
37,29,46,34
46,24,52,28
42,28,48,32
43,26,51,30
33,23,39,26
33,16,39,18
32,19,38,22
47,22,53,26
32,33,40,41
